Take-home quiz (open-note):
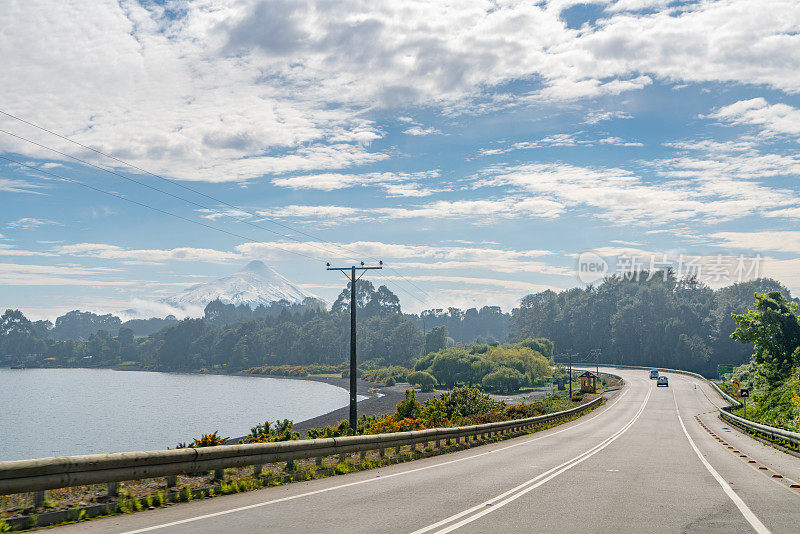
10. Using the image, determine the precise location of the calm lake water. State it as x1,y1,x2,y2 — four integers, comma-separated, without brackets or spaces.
0,368,355,461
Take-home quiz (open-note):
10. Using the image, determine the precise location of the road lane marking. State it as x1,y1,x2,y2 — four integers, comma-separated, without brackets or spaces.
118,389,631,533
672,389,770,534
410,385,652,534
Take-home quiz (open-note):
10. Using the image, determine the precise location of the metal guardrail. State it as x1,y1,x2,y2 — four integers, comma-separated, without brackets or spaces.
0,396,603,496
709,382,800,447
598,363,800,448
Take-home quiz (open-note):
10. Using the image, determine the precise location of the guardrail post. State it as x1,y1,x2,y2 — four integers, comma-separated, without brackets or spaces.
254,464,263,476
395,445,401,455
379,448,385,458
359,451,366,460
214,468,224,480
339,453,347,463
33,490,45,508
435,439,440,448
107,481,119,498
166,475,178,488
315,456,323,467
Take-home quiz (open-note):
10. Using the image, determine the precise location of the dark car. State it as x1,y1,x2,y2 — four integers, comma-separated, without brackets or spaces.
657,376,669,387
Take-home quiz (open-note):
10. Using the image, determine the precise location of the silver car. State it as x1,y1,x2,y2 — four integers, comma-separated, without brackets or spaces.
657,376,669,387
649,370,659,379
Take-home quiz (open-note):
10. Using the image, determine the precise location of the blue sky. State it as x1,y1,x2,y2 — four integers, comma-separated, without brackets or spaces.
2,0,800,319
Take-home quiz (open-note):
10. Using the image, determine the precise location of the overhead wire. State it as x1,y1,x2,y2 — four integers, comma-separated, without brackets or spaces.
0,111,442,307
0,109,441,307
0,155,320,263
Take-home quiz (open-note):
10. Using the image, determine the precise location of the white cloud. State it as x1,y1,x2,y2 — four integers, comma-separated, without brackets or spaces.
0,262,127,286
381,274,556,292
584,110,633,124
196,208,252,221
597,136,643,147
6,217,62,229
711,231,800,255
479,132,642,155
0,243,56,257
2,0,799,185
707,98,800,138
403,126,442,136
235,240,561,275
263,205,360,219
0,178,43,194
54,243,242,264
475,162,800,225
271,171,441,197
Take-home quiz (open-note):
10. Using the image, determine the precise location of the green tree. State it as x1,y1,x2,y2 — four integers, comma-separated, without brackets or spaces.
396,389,422,419
482,367,524,393
731,291,800,386
429,347,473,387
424,326,448,355
407,370,436,391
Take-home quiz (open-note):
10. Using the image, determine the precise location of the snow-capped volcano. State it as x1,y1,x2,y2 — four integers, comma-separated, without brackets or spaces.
161,261,318,309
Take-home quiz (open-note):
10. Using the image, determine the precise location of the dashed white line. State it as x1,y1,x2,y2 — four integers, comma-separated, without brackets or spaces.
410,385,652,534
118,389,630,534
673,389,770,534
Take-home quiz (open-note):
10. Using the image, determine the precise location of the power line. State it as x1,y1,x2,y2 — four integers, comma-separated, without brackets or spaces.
0,127,355,261
0,109,440,307
0,146,430,307
0,155,321,263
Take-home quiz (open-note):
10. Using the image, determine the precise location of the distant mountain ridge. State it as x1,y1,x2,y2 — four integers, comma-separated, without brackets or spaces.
160,261,320,310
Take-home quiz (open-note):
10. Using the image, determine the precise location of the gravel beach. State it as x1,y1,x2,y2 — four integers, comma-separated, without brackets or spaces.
229,374,438,440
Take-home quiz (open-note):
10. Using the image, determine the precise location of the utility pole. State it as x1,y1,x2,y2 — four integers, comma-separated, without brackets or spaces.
327,261,382,434
569,353,573,398
589,348,601,381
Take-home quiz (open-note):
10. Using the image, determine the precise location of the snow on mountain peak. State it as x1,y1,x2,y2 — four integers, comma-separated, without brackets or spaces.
160,262,318,310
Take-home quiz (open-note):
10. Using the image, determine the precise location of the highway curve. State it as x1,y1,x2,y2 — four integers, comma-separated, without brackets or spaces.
53,368,800,533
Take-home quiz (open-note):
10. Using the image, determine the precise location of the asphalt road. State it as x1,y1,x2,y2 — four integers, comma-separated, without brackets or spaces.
53,368,800,533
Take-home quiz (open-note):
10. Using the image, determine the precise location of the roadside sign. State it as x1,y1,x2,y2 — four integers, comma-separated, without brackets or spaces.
731,380,741,389
739,388,749,398
718,364,735,375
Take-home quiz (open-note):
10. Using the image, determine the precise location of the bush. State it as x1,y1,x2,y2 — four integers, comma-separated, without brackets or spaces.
384,376,396,386
482,368,524,393
396,389,422,419
176,431,229,448
437,387,503,419
361,366,410,383
407,371,436,391
242,419,300,443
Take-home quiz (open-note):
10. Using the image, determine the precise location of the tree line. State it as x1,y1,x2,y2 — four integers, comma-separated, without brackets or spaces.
2,273,793,376
511,272,794,376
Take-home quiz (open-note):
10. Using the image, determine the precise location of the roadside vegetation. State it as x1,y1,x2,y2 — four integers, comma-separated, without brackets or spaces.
722,291,800,432
181,385,609,447
0,385,606,531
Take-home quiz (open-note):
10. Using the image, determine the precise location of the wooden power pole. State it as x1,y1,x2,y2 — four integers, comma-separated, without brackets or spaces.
327,261,382,433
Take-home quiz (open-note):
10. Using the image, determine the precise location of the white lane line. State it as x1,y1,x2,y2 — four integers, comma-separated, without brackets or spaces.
118,389,631,534
411,385,652,534
672,389,770,534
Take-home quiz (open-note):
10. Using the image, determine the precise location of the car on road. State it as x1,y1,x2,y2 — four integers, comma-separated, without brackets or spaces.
649,370,659,379
657,376,669,387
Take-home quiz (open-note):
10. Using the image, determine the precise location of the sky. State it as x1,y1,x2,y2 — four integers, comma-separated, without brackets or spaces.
2,0,800,320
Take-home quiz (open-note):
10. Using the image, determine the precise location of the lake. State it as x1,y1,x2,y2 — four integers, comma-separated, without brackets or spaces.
0,368,356,461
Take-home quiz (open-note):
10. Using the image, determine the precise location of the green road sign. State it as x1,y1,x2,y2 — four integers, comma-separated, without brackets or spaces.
717,364,735,375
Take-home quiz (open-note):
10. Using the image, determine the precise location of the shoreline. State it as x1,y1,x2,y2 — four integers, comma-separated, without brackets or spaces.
225,373,440,439
2,365,552,440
